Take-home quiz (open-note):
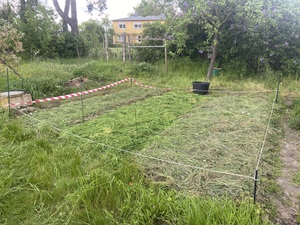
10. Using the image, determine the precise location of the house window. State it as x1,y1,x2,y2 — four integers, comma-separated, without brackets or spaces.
137,36,142,42
118,23,126,29
134,23,142,29
118,35,125,42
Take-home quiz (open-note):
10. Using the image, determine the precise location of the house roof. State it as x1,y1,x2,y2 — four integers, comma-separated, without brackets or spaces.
112,15,165,22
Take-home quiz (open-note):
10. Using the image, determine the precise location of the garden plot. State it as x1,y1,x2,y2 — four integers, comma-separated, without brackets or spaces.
136,93,275,196
23,87,164,129
21,87,277,197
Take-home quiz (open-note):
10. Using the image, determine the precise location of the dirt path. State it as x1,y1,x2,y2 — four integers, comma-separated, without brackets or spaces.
276,112,300,224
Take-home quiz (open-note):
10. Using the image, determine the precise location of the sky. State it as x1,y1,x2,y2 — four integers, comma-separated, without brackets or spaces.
48,0,141,23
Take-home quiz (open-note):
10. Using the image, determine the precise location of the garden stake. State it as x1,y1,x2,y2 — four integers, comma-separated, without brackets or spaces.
133,81,138,140
275,75,280,103
130,77,138,140
80,82,85,123
253,170,258,204
6,68,11,117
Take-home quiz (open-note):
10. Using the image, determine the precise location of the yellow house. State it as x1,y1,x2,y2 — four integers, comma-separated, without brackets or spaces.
112,15,165,44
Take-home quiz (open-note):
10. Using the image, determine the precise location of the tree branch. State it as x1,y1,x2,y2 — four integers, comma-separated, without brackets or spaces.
0,59,23,79
52,0,72,25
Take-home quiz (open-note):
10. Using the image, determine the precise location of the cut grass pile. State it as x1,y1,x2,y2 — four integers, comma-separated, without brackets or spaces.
137,92,277,196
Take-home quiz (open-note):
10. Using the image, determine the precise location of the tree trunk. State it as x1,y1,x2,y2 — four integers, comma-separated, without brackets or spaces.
63,0,70,32
52,0,78,34
70,0,78,34
206,32,219,81
20,0,26,21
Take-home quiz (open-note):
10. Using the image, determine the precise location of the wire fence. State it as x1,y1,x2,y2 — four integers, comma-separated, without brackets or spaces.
9,78,279,201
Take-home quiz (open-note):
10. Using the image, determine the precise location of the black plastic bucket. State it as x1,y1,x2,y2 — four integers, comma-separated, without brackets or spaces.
193,81,210,95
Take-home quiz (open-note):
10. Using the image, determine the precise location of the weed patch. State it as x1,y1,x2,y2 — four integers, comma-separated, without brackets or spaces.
289,97,300,130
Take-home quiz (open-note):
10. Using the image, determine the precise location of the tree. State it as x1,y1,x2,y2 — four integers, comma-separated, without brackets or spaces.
135,22,167,62
17,2,59,59
52,0,107,34
167,0,264,80
0,1,17,23
133,0,166,16
0,19,24,78
79,19,105,58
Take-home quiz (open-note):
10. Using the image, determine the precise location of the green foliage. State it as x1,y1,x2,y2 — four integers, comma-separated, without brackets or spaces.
12,77,67,99
54,32,88,59
17,3,59,59
134,22,166,63
219,0,300,76
161,0,300,76
126,62,158,77
73,61,121,82
79,19,105,58
289,97,300,130
0,1,16,23
0,19,24,66
133,0,166,16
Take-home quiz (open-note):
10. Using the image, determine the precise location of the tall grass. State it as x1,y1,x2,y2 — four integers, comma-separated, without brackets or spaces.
289,97,300,130
0,112,269,224
0,59,288,224
1,58,298,99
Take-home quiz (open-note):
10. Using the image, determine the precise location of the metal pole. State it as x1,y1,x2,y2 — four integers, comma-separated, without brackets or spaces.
6,68,11,116
253,170,258,204
275,75,280,103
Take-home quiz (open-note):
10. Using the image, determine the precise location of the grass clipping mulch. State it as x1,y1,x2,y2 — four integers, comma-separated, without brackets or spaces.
137,93,276,196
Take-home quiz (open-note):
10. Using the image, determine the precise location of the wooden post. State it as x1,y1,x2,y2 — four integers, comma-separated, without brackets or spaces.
128,36,131,63
104,29,109,62
122,33,126,63
164,39,168,73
